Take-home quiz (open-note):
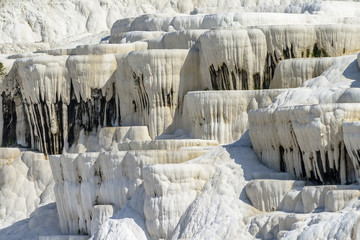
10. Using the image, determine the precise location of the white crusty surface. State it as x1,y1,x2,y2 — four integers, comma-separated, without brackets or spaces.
183,90,284,144
3,1,360,240
270,56,348,89
249,54,360,183
0,149,55,229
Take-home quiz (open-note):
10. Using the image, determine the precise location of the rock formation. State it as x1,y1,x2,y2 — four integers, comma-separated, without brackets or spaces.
1,1,360,240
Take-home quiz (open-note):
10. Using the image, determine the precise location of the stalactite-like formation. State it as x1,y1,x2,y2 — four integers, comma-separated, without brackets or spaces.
1,12,360,179
249,53,360,184
50,149,208,235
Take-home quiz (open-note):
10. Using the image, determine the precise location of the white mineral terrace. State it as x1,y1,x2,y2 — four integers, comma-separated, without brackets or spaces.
1,1,360,240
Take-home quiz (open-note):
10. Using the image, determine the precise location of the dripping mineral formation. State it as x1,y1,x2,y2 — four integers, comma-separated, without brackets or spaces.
2,0,360,240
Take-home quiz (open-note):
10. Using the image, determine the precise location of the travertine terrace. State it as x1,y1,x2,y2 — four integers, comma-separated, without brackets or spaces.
1,1,360,240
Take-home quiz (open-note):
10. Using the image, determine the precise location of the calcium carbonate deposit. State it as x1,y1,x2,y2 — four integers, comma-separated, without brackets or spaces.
1,0,360,239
